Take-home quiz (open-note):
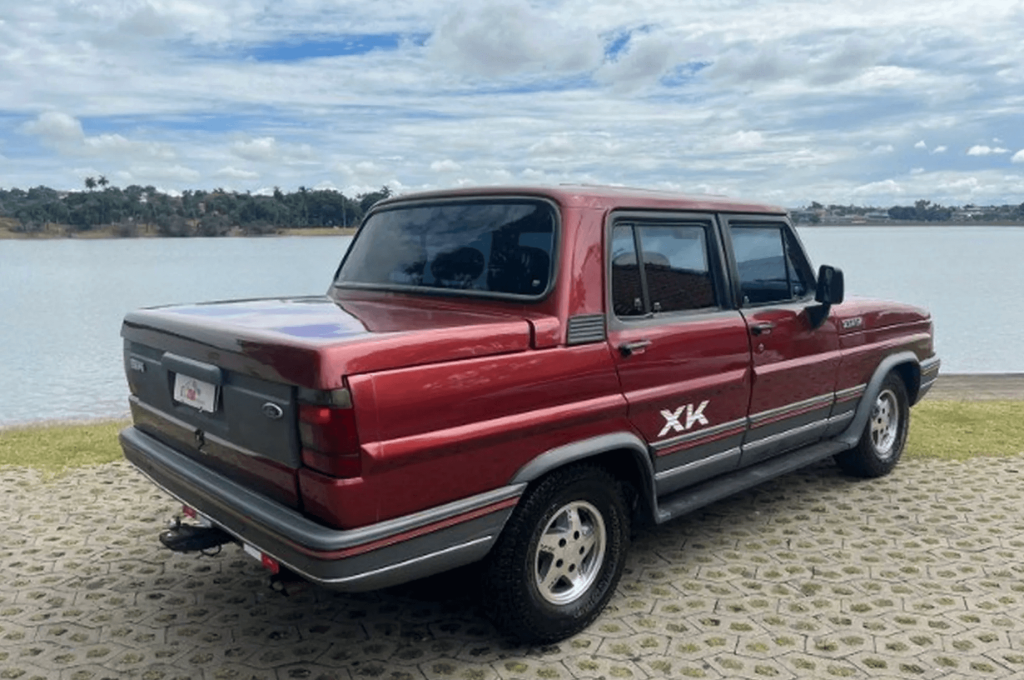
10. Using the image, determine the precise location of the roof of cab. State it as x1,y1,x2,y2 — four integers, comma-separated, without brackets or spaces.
373,184,787,216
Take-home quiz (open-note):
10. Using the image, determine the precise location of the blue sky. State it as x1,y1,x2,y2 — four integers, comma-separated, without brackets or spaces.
1,0,1023,206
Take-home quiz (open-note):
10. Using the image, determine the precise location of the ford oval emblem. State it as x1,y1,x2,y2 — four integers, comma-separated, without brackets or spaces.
261,402,284,420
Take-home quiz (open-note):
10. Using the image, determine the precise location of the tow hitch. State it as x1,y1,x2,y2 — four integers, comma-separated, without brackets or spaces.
159,506,305,596
159,515,233,553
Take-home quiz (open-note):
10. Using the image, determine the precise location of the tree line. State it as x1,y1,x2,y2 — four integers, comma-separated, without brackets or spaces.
0,179,393,237
799,199,1024,224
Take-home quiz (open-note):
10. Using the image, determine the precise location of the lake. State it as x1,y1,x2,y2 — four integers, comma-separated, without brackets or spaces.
1,226,1021,426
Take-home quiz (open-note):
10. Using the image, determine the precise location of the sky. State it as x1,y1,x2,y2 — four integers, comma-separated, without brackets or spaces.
1,0,1023,207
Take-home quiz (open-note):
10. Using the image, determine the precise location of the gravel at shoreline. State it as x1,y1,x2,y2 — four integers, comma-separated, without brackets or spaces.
925,373,1024,401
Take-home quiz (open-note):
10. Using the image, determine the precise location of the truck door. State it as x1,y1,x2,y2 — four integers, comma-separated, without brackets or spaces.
721,217,840,466
605,212,753,496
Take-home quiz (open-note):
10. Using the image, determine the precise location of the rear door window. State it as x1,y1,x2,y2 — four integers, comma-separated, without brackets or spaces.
611,221,718,317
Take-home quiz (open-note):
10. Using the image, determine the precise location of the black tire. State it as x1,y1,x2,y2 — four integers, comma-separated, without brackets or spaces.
482,465,630,643
835,373,909,478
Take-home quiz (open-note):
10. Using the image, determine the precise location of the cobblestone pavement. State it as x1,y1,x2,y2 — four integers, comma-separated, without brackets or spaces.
4,455,1024,680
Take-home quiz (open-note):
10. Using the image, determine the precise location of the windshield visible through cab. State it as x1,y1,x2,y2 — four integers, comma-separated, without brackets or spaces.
335,199,557,298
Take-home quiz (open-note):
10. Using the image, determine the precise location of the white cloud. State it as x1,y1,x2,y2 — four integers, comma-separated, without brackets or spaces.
914,140,927,149
83,133,176,159
430,159,462,172
231,137,279,162
932,146,948,154
724,131,765,152
21,112,175,160
851,179,903,197
485,168,514,182
228,136,313,164
125,164,201,185
21,112,85,144
938,176,982,194
596,30,680,92
112,1,260,43
529,135,576,156
871,144,895,155
1011,150,1024,163
708,46,798,84
967,145,1009,156
215,166,260,180
428,1,602,77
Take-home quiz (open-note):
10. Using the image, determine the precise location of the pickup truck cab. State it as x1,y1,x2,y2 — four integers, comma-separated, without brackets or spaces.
119,185,939,642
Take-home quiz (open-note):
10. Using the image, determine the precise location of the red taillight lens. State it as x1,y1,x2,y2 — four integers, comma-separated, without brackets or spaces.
298,401,362,478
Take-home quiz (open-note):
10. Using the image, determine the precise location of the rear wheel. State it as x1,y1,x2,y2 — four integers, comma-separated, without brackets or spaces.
835,373,909,478
482,466,629,643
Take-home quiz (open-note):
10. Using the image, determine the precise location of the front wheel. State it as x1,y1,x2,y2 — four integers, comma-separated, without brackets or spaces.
482,466,630,643
835,373,909,478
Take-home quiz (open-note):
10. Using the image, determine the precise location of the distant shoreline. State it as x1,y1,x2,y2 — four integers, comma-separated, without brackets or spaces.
4,221,1022,240
0,225,358,240
801,220,1024,228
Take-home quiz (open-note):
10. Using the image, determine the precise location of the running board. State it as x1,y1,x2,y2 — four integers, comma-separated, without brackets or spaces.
654,439,851,524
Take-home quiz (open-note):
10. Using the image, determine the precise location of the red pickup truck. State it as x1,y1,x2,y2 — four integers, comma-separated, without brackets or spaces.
120,185,939,642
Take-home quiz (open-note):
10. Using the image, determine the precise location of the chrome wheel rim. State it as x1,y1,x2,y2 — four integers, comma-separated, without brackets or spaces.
534,501,606,605
870,388,899,458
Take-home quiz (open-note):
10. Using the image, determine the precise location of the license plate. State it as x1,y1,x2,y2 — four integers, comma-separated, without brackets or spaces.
173,373,218,413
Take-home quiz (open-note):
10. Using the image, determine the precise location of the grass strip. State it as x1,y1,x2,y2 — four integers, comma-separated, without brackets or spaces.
0,419,129,476
907,400,1024,460
0,400,1020,475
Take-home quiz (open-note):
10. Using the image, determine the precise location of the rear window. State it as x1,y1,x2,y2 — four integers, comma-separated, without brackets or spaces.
335,199,557,298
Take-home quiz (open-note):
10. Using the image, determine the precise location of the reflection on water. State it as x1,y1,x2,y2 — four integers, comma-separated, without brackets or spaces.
1,226,1021,425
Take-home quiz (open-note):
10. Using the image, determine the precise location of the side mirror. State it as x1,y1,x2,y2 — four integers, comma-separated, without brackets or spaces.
815,265,844,305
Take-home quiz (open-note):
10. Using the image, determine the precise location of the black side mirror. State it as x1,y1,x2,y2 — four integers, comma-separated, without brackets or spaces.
815,265,844,305
808,265,844,329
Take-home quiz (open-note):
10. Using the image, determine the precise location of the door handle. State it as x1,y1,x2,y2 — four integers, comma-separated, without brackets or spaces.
750,322,776,336
619,339,652,357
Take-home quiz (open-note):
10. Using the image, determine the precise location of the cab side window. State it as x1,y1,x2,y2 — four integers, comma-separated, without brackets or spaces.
730,224,813,305
611,222,717,318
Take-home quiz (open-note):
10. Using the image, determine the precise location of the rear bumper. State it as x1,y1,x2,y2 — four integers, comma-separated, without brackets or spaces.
120,426,522,591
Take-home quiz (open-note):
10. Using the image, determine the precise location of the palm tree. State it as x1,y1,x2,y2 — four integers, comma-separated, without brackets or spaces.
97,176,109,189
84,177,96,191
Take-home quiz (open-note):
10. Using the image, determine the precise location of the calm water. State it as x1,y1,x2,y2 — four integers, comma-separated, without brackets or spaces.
1,226,1021,426
0,236,352,426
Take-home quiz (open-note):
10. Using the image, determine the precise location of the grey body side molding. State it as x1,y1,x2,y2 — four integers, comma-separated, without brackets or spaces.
836,351,919,448
510,432,658,522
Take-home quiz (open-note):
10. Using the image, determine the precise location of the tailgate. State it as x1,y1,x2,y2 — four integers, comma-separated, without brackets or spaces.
125,339,302,507
120,294,536,516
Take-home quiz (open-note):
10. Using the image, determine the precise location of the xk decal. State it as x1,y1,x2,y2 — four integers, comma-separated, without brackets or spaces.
658,400,710,437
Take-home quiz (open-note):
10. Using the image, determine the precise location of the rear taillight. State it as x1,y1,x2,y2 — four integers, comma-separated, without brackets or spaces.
298,387,362,478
